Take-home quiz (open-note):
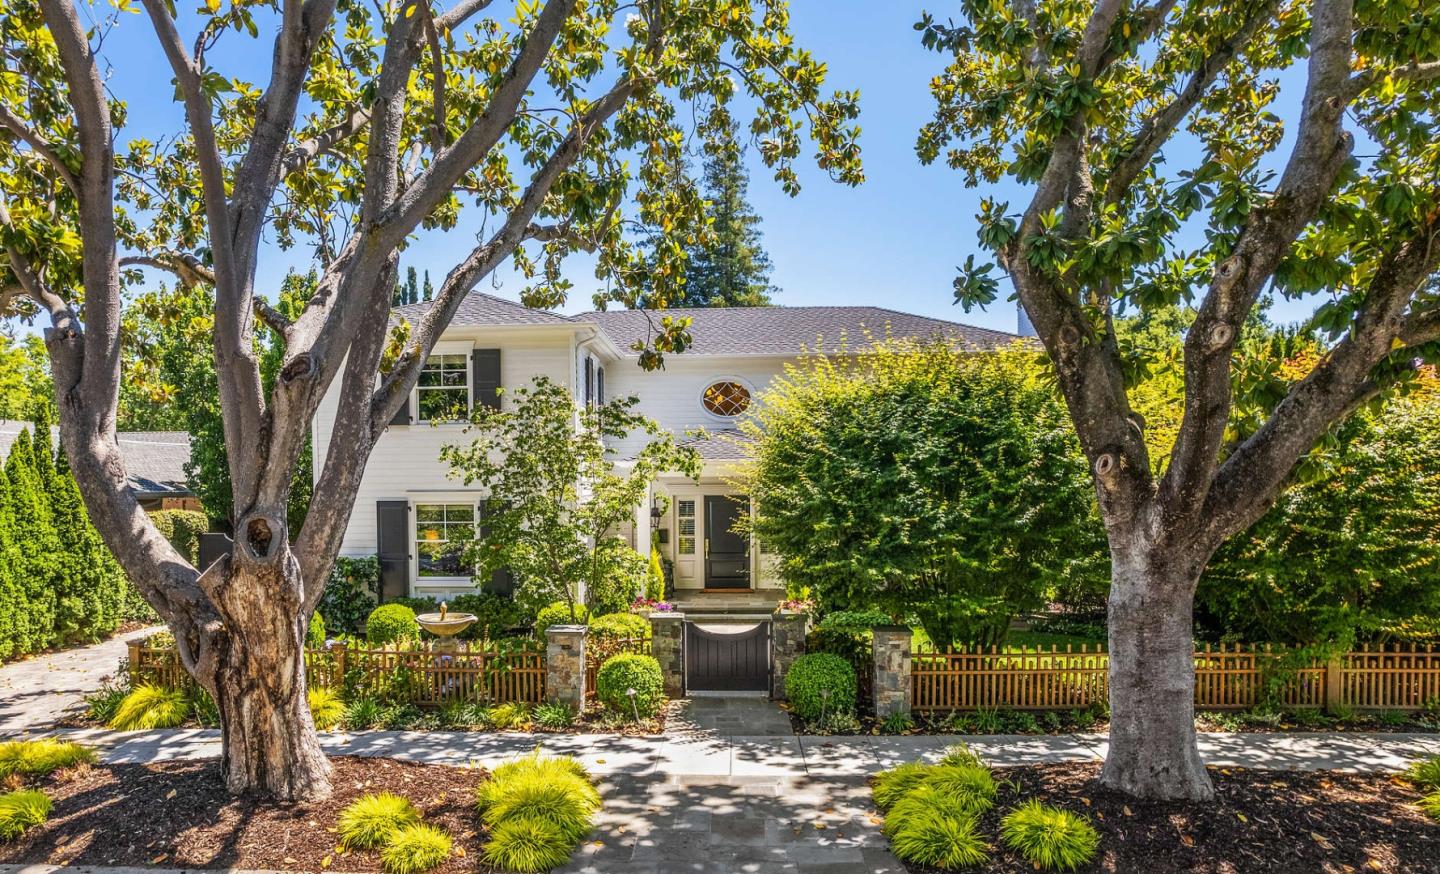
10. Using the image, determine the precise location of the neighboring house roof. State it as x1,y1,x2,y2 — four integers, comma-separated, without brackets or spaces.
0,421,193,498
680,429,753,461
574,305,1020,356
394,291,572,327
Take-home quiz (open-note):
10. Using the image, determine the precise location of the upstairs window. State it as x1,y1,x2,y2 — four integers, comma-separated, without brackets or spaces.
415,503,474,578
418,354,469,421
702,380,751,417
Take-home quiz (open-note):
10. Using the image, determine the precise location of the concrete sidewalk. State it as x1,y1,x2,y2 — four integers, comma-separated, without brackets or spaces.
42,725,1440,778
0,626,162,735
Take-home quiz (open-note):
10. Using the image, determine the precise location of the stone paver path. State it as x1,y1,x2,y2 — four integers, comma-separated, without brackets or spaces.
0,626,161,736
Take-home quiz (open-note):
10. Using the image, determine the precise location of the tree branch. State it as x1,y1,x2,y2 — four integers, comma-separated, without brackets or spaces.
1346,59,1440,99
282,103,373,175
119,252,217,287
1399,304,1440,347
254,296,294,336
0,104,82,200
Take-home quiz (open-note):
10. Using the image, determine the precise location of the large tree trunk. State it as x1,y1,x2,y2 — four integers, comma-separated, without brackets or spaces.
1099,542,1214,801
202,546,331,800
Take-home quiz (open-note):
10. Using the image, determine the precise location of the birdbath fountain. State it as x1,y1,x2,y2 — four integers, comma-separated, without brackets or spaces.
416,603,477,653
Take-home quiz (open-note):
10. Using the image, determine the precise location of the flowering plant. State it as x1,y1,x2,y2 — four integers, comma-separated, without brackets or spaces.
630,597,675,614
775,598,816,615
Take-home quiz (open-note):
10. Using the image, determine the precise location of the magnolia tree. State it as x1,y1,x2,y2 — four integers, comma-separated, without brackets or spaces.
440,376,700,619
922,0,1440,799
0,0,861,798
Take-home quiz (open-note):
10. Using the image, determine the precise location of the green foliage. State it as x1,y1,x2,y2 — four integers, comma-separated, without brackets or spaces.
308,687,344,730
0,332,52,422
83,680,129,725
535,601,590,635
337,792,422,850
882,711,915,734
343,697,383,731
1000,801,1100,872
366,604,420,646
1405,756,1440,791
588,612,650,641
189,688,220,728
487,702,532,731
479,771,597,843
646,545,666,602
783,653,857,722
0,790,51,842
148,510,208,564
380,823,451,874
108,683,189,730
319,557,380,635
888,807,989,870
939,743,985,769
306,612,327,649
872,762,935,811
1421,791,1440,821
533,703,575,730
1200,378,1440,644
482,816,574,873
441,378,699,619
0,739,94,778
446,592,529,642
885,784,990,839
594,654,665,719
920,765,997,814
745,343,1104,648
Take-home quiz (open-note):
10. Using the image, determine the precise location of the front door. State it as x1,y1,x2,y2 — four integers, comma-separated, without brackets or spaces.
704,494,750,589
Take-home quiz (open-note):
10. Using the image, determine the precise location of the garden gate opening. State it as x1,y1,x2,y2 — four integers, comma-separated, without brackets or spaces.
684,619,771,693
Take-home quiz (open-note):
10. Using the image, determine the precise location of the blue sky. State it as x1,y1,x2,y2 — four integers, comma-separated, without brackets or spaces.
68,1,1320,337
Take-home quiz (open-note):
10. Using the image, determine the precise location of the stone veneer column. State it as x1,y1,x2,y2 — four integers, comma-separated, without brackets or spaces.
771,611,810,699
871,625,913,718
649,612,686,697
545,625,587,713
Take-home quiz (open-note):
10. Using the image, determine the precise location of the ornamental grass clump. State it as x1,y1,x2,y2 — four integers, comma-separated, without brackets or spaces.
379,823,451,874
308,687,345,730
884,785,990,839
872,761,934,811
1000,800,1100,872
0,739,95,779
478,753,597,871
1405,755,1440,791
888,807,989,870
1421,790,1440,821
337,792,422,850
108,684,190,730
920,764,997,814
0,790,51,842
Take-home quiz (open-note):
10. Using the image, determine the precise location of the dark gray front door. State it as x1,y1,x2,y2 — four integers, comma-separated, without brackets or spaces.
704,495,750,589
685,621,771,692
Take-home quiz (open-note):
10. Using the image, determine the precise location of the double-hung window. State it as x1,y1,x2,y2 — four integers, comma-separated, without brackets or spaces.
417,354,469,422
415,503,475,578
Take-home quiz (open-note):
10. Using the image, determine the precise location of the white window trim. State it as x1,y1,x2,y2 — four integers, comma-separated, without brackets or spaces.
412,342,474,425
410,494,481,589
698,375,755,422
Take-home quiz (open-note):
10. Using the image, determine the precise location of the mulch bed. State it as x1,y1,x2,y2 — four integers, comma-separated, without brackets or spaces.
0,757,495,873
896,763,1440,873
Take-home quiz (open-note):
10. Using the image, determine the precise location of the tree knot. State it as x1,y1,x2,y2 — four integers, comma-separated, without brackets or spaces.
280,353,317,385
1208,323,1235,350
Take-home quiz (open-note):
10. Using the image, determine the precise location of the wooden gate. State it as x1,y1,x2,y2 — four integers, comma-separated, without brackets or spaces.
685,621,771,693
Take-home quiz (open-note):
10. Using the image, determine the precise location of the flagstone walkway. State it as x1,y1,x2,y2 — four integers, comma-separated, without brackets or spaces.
0,626,161,736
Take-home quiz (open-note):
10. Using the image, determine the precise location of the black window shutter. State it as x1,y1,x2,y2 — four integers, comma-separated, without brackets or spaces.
596,365,605,405
376,500,411,601
583,356,594,407
389,393,413,426
472,348,502,410
476,500,515,596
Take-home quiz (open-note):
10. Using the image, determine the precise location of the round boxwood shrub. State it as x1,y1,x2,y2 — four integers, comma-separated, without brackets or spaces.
594,653,664,718
366,603,420,645
588,612,650,641
784,652,857,722
534,601,589,635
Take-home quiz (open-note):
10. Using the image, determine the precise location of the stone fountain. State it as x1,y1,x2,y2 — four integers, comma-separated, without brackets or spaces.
415,602,477,653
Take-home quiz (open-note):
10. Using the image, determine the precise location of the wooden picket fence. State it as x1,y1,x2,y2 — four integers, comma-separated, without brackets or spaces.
583,635,650,700
128,640,546,706
911,642,1440,713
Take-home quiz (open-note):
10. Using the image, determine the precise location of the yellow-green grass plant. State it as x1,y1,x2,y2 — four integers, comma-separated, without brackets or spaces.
1000,800,1100,872
0,740,95,779
481,753,598,811
871,761,934,810
1421,790,1440,821
918,764,997,813
883,785,989,839
487,702,531,730
889,808,989,870
0,790,52,842
308,687,345,730
478,770,596,842
337,792,422,850
938,743,985,769
482,816,575,873
379,823,451,874
1405,755,1440,791
108,684,190,730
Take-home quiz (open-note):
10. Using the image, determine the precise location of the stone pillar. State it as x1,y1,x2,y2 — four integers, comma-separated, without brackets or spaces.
872,625,913,719
650,612,686,697
545,625,587,713
771,611,810,699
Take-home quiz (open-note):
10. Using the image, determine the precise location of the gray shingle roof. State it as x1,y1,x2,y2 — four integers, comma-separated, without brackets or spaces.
0,421,192,497
680,429,753,461
394,291,572,327
575,306,1020,356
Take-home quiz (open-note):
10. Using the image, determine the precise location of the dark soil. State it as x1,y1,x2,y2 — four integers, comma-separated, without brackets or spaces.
895,763,1440,873
0,757,498,873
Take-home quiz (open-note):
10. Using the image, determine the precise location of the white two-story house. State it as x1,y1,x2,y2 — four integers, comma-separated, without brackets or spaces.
313,292,1018,614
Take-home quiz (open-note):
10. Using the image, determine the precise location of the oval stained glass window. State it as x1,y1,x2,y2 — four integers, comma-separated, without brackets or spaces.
702,380,752,417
